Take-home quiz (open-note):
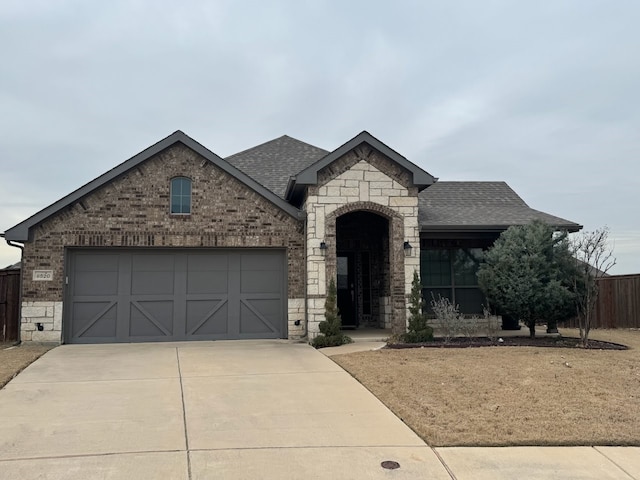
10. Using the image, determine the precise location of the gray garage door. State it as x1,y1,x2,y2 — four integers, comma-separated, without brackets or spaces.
65,249,286,344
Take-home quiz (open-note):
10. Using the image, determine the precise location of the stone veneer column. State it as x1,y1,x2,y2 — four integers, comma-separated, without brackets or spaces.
305,159,419,338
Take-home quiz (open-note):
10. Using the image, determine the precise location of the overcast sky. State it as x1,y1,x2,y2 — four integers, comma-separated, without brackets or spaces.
1,1,638,274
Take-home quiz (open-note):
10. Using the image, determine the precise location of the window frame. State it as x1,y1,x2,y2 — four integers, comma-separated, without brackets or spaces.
170,176,192,215
420,246,485,314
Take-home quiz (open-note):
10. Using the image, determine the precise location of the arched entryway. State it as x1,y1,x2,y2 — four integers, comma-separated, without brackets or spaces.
325,202,406,333
336,211,389,329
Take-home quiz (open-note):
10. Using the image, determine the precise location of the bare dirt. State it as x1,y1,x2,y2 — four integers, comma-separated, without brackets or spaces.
332,329,640,447
0,343,56,389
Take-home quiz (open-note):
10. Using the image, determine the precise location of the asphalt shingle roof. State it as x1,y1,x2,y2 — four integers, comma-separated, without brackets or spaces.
225,135,329,198
419,182,581,231
224,136,580,231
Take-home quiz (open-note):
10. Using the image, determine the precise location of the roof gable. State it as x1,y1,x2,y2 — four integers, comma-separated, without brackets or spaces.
285,131,436,203
4,131,303,242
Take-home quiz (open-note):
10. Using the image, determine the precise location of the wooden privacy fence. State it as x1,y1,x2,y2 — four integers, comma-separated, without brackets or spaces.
565,274,640,329
0,269,20,342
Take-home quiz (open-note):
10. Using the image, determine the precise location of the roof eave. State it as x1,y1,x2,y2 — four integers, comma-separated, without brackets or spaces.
291,131,437,192
420,223,583,234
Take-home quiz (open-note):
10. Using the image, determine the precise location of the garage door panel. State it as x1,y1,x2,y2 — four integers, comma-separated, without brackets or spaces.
187,299,229,336
132,255,175,271
75,254,119,272
241,254,282,271
241,271,282,294
187,271,228,294
72,302,117,339
240,299,281,336
188,254,228,271
131,272,175,295
67,249,285,343
74,272,119,295
129,301,174,337
240,309,273,335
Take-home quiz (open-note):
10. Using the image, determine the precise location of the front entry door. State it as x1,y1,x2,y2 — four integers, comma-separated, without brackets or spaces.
337,253,357,328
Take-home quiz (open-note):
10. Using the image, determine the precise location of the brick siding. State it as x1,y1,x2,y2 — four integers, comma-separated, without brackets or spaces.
20,143,305,340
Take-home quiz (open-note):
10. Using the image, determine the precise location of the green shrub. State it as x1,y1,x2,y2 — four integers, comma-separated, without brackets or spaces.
399,271,434,343
311,278,353,348
311,333,353,348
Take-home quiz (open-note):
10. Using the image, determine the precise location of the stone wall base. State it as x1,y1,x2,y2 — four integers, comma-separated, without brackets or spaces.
287,298,305,340
380,296,392,329
21,301,63,343
428,315,502,336
306,296,326,340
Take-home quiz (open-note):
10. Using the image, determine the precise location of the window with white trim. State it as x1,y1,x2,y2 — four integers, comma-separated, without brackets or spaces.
170,177,191,214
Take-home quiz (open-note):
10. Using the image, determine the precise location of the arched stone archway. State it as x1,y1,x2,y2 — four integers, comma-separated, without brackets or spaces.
325,201,407,334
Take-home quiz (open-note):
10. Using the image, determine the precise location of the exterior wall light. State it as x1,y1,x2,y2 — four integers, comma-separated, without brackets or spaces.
320,241,327,255
403,241,413,256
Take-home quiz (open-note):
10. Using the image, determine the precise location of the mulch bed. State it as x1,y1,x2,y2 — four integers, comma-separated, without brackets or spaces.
387,336,628,350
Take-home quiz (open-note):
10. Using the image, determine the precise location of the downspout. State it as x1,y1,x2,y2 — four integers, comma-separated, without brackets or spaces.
1,233,24,343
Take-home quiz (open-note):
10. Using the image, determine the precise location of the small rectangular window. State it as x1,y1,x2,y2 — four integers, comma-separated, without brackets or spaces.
170,177,191,214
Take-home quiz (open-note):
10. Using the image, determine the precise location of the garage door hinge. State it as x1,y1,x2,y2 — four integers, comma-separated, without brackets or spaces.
65,276,69,285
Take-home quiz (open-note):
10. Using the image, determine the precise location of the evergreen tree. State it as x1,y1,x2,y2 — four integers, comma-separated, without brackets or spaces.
400,271,434,343
311,278,352,348
477,220,576,337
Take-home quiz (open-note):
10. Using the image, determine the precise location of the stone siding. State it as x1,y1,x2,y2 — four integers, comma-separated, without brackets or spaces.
380,296,392,329
20,144,304,342
287,298,306,340
305,147,420,337
20,301,63,342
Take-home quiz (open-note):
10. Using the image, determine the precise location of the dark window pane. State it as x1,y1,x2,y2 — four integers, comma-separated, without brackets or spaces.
361,252,371,315
337,256,348,290
171,177,192,214
421,249,451,286
423,288,453,313
182,178,191,195
453,248,483,286
454,288,486,314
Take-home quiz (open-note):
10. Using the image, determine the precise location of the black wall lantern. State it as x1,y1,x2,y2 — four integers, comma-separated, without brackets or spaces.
403,241,413,256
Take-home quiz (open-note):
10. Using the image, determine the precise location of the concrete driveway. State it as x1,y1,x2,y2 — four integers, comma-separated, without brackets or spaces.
0,341,450,479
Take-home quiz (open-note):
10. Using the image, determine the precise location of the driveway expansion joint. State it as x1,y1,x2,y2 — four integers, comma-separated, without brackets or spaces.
431,447,458,480
176,348,193,480
593,447,638,480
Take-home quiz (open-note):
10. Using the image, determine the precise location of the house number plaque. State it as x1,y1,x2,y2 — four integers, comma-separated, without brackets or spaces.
33,270,54,281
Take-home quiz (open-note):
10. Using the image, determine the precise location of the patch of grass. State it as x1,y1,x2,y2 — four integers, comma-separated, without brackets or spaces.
332,329,640,447
0,343,55,389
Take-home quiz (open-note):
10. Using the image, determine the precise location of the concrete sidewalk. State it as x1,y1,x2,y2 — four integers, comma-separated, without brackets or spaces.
1,341,638,479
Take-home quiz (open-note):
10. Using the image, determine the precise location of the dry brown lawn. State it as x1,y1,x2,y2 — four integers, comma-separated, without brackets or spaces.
332,329,640,447
0,343,55,389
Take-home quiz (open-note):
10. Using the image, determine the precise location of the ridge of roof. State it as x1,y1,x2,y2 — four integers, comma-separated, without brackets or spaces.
225,134,328,161
226,135,329,198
